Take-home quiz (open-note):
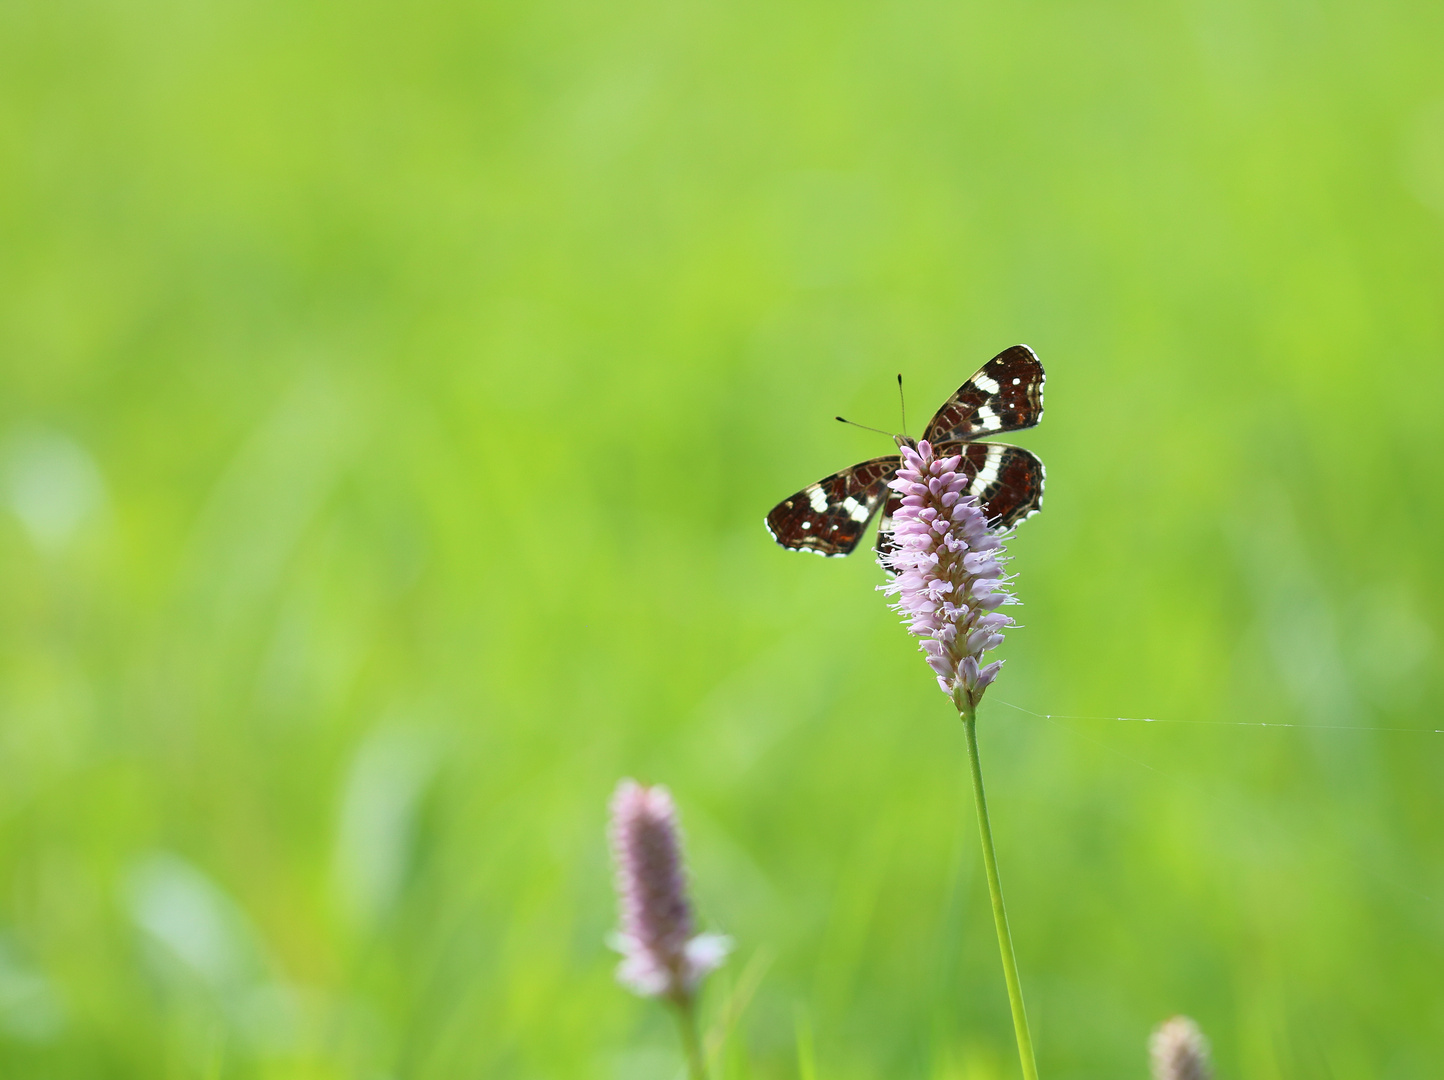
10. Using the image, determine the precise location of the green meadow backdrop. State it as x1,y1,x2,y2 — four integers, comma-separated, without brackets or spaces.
2,0,1442,1076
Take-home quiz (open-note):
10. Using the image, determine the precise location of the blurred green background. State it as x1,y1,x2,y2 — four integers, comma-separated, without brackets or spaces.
2,0,1442,1076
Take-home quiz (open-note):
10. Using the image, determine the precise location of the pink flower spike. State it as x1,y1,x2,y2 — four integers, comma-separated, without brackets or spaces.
608,780,730,1004
879,439,1019,710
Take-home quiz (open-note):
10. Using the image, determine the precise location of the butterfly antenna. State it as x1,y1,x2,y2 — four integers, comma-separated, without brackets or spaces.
835,416,892,438
897,374,908,439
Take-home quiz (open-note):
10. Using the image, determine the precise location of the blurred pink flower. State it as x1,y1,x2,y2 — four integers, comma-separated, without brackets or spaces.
1150,1016,1212,1080
608,780,729,1002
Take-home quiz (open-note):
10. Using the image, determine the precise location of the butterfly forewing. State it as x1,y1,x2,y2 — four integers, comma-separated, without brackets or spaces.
923,344,1045,444
765,456,900,557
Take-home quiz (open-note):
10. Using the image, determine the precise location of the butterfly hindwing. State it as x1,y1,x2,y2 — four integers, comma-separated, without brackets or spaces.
873,490,905,561
942,441,1045,529
923,344,1045,444
874,441,1045,559
765,456,900,557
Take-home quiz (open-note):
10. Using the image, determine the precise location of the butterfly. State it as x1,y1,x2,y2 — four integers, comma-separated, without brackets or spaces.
765,344,1046,558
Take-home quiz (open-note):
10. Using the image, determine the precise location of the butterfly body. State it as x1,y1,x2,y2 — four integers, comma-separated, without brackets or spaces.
765,345,1046,558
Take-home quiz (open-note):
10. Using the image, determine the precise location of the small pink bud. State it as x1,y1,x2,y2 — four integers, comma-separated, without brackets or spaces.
1149,1016,1212,1080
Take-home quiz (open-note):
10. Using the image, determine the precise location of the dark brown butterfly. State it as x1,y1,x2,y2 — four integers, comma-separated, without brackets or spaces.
764,344,1046,557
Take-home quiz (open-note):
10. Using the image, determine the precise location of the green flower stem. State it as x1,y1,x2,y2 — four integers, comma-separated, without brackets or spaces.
959,695,1039,1080
670,996,708,1080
